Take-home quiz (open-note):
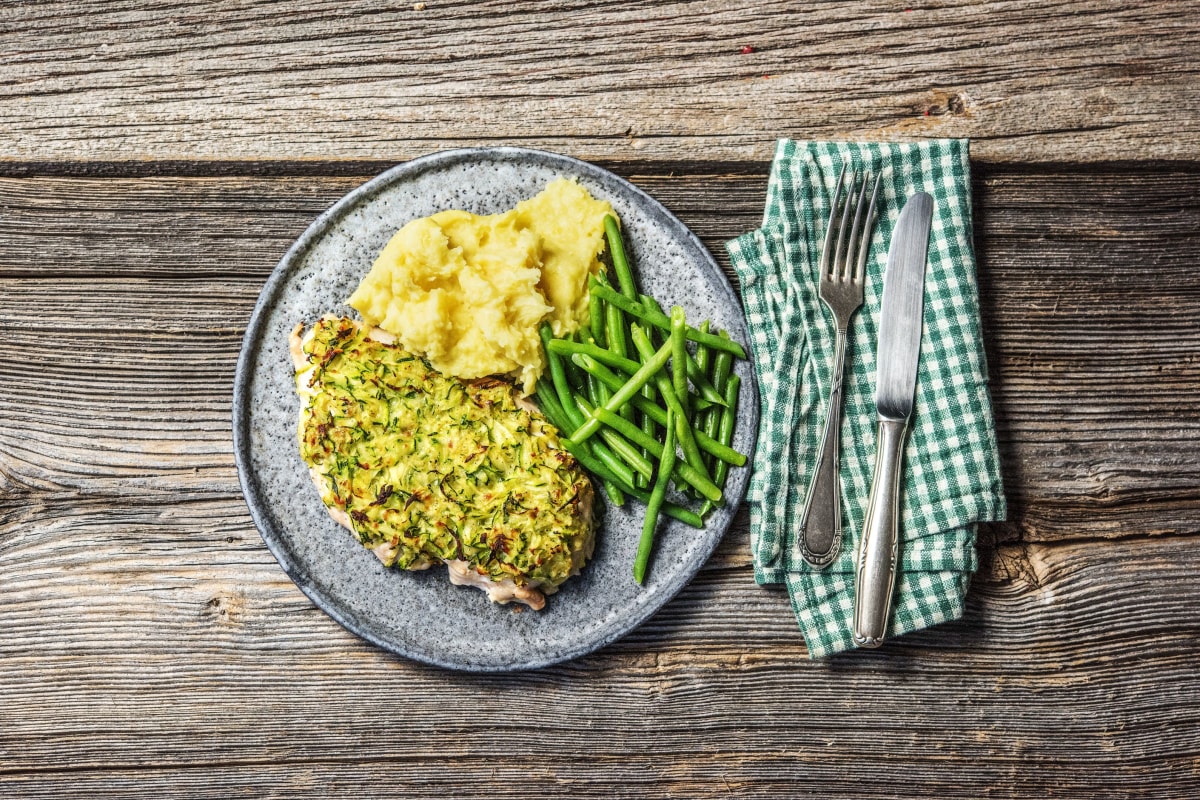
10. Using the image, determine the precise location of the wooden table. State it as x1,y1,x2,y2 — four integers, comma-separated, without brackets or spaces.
3,3,1198,797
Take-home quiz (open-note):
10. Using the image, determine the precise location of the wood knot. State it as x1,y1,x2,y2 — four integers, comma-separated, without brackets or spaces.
203,592,246,626
921,90,971,119
987,543,1056,600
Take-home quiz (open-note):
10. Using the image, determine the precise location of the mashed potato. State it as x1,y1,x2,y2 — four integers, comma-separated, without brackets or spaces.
346,178,613,394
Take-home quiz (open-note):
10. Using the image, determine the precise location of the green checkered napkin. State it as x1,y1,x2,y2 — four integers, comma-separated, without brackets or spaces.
726,139,1006,657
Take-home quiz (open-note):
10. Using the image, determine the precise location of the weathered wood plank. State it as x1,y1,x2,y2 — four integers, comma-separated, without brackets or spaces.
0,163,1198,798
3,2,1197,796
1,165,1197,540
0,0,1197,164
1,513,1198,799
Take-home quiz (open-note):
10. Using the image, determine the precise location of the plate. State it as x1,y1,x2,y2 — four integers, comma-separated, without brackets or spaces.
232,147,758,671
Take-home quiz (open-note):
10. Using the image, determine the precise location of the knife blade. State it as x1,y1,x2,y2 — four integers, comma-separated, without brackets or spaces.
852,191,933,648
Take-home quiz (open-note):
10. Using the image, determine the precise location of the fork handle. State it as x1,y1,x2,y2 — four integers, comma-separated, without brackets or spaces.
798,329,848,568
852,417,908,648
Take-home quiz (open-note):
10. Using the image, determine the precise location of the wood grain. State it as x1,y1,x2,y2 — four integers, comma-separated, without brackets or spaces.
0,161,1198,797
3,0,1199,794
1,165,1197,538
1,0,1198,165
1,518,1198,799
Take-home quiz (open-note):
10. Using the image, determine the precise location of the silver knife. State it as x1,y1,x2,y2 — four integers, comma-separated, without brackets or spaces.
852,192,933,648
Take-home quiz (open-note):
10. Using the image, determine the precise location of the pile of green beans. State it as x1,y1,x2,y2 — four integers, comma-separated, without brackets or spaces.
535,214,747,584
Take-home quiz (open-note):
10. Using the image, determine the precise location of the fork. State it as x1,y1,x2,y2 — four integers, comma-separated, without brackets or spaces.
797,165,881,568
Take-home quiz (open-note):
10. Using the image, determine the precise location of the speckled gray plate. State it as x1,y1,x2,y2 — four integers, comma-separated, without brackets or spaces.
233,148,758,671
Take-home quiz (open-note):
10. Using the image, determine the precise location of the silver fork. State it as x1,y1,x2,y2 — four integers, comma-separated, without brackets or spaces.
797,165,881,568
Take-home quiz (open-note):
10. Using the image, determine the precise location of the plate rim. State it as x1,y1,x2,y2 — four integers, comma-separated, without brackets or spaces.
232,146,758,671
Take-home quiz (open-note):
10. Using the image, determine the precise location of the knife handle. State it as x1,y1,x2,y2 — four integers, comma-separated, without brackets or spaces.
798,330,848,567
853,418,908,648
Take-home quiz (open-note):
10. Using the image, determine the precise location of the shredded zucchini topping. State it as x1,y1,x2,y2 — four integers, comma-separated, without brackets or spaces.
297,317,594,589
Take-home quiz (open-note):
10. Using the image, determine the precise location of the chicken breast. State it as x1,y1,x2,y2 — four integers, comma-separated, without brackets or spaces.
291,316,595,610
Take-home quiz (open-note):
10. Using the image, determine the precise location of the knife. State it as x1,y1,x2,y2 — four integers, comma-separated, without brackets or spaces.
852,191,934,648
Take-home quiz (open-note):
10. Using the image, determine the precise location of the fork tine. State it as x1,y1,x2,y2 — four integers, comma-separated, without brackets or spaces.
819,163,849,279
853,172,883,284
832,168,859,280
844,171,872,282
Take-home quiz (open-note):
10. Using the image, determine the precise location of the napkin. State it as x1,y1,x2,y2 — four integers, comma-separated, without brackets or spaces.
725,139,1006,657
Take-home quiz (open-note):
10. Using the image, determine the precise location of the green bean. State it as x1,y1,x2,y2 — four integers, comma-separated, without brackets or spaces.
712,334,735,394
566,336,672,446
697,428,744,467
701,389,721,456
573,353,746,467
685,351,727,407
573,445,701,528
548,338,640,375
600,481,625,505
604,215,638,301
590,361,608,399
634,409,677,584
695,322,713,474
589,287,606,351
590,405,660,456
645,300,703,495
590,279,747,358
537,376,628,482
540,330,631,485
600,263,638,424
620,478,703,528
593,406,723,503
563,328,590,388
603,298,638,430
630,324,712,485
697,326,719,426
590,321,638,489
548,319,734,500
599,428,654,482
575,395,654,481
659,505,702,528
715,375,740,480
579,324,611,407
645,300,724,407
589,441,636,490
534,379,570,431
605,295,629,360
637,298,668,485
538,372,636,491
701,375,741,516
706,341,735,461
571,352,672,431
704,334,735,473
541,322,582,423
695,321,713,382
670,306,689,420
633,292,662,438
537,377,627,505
629,487,702,529
668,305,702,499
637,360,658,465
639,397,658,443
583,370,603,410
640,293,665,314
660,506,702,528
603,284,643,466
